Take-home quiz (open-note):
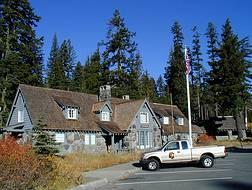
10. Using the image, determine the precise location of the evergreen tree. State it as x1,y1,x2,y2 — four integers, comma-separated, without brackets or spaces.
59,39,76,90
47,35,68,90
32,119,59,155
156,75,169,104
205,22,220,116
83,49,102,94
191,26,204,121
72,61,85,92
101,9,142,98
218,19,251,138
140,71,157,102
0,0,43,126
164,22,187,114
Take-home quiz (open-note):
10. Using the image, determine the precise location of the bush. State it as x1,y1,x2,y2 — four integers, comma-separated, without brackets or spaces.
0,137,50,190
197,134,215,144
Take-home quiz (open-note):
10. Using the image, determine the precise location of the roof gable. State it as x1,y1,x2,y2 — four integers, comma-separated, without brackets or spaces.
18,84,101,131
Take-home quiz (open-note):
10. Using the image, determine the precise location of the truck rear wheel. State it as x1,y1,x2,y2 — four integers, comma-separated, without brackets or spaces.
147,159,159,171
201,155,214,168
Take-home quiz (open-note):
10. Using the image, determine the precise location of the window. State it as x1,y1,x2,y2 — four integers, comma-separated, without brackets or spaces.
68,108,77,119
85,134,96,145
55,133,65,143
140,112,149,123
181,141,188,149
177,118,184,125
18,110,24,123
101,112,110,121
85,134,90,145
90,134,96,145
166,142,180,151
163,117,169,124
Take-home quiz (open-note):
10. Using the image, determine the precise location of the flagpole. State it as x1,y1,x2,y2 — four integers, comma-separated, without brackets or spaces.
185,46,193,147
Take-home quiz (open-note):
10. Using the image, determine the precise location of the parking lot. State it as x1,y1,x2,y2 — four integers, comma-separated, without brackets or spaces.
103,151,252,190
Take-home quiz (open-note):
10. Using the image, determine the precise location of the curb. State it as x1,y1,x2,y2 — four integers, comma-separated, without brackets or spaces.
70,167,141,190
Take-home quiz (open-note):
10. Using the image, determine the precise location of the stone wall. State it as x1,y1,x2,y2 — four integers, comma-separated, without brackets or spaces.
58,132,106,153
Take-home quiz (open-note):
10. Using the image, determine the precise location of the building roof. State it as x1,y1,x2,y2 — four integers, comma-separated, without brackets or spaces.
113,99,145,130
19,84,101,132
150,102,202,135
150,103,185,118
215,116,246,131
97,121,126,135
162,124,203,134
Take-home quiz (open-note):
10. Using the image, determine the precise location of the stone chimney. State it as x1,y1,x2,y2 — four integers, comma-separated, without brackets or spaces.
99,85,111,102
122,95,130,100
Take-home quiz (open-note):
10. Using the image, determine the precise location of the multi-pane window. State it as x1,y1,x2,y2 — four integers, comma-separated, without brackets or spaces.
163,117,169,124
55,133,65,143
140,112,149,123
85,134,96,145
101,112,110,121
68,108,77,119
18,110,24,123
177,118,184,125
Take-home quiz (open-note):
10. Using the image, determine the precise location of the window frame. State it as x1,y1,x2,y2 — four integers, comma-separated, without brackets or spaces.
17,110,24,123
163,116,169,125
177,117,184,125
101,111,110,121
55,133,65,143
140,112,149,124
67,107,78,120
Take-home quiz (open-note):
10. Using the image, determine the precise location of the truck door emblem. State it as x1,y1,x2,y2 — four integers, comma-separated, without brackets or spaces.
169,152,175,159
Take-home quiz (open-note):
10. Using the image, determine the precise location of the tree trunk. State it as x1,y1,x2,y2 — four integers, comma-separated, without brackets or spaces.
235,110,244,140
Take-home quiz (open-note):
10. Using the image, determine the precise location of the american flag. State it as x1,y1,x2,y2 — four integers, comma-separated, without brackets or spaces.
185,48,191,75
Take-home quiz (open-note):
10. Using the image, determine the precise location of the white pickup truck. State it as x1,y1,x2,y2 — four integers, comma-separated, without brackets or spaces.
140,140,227,171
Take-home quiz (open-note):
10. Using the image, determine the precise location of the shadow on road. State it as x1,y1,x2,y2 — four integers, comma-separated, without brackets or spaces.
213,180,252,190
226,147,252,153
132,162,141,168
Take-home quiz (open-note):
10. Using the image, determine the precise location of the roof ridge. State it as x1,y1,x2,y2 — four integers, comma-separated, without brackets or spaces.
114,99,144,106
19,84,98,97
152,102,177,107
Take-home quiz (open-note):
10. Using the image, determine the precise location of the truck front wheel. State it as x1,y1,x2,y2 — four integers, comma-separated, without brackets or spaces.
147,159,159,171
201,155,214,168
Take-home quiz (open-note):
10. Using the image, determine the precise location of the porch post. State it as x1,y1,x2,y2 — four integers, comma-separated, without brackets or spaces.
111,134,114,151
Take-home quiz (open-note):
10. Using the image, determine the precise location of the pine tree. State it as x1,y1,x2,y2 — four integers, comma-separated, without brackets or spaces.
0,0,43,126
101,9,142,98
156,75,169,103
83,49,102,94
218,19,251,138
205,22,220,116
32,119,59,155
59,39,76,90
140,71,157,102
191,26,204,121
47,35,68,90
72,61,85,92
164,22,187,114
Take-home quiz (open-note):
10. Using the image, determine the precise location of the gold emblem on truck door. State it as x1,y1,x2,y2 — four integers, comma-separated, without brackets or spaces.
169,152,175,159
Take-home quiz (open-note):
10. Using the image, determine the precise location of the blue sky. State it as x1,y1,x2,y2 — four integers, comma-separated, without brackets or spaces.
30,0,252,79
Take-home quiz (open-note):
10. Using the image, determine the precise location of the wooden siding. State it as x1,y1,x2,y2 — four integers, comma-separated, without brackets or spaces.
8,91,33,131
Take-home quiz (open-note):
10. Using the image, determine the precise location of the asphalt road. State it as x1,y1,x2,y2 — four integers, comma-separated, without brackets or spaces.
103,150,252,190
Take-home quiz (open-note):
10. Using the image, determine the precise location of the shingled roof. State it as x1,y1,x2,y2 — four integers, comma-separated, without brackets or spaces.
150,102,203,135
19,84,101,132
113,99,145,130
150,103,185,118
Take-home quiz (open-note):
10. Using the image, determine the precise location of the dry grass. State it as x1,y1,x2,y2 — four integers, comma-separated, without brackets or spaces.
196,139,252,147
47,151,140,190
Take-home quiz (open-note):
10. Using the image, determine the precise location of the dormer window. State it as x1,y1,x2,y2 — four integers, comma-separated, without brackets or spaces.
101,111,110,121
176,117,184,125
163,116,169,125
67,107,78,120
